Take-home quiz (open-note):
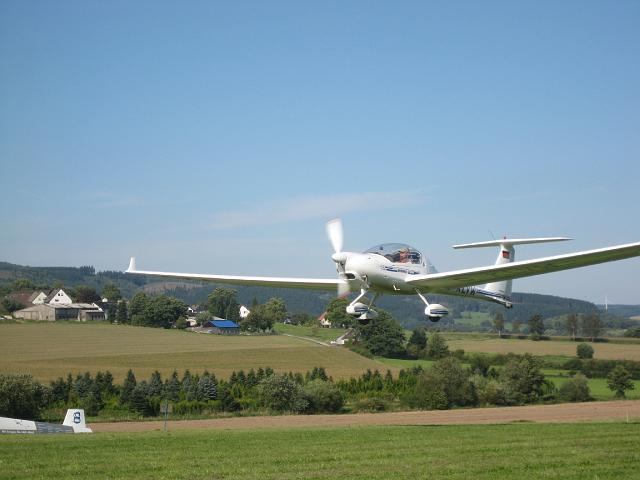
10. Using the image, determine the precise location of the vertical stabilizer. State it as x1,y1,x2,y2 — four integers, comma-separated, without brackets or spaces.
483,243,515,298
452,237,571,306
63,409,92,433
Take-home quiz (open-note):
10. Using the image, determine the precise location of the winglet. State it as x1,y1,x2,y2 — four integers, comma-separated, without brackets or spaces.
126,257,137,273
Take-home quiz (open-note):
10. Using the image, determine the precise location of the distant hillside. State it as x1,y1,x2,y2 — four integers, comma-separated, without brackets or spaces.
596,304,640,319
1,261,634,330
0,261,147,298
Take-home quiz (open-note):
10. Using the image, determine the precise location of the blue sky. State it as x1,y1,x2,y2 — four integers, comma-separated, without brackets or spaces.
1,1,638,303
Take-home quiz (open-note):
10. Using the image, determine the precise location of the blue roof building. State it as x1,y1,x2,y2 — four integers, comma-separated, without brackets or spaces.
203,319,240,335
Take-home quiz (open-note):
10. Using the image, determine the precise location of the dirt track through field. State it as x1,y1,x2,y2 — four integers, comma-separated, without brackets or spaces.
91,400,640,433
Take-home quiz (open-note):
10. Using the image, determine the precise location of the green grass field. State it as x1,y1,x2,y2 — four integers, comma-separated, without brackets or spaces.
1,423,639,479
0,322,393,382
445,336,640,360
545,375,640,400
272,323,347,342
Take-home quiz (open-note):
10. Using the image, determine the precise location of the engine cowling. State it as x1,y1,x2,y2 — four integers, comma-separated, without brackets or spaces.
425,304,449,322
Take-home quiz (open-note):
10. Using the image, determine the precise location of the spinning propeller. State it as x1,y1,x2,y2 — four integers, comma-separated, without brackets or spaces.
326,218,350,297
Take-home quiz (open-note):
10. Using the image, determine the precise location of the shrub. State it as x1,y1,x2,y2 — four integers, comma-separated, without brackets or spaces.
607,366,635,398
173,400,210,415
258,374,307,413
0,374,49,420
558,374,591,402
470,375,508,406
500,354,546,404
469,354,491,377
576,343,594,359
352,396,391,413
406,357,476,409
302,380,344,413
422,332,449,359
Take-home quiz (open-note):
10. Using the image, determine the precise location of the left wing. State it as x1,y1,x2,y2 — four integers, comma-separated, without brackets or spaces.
406,242,640,290
125,257,345,291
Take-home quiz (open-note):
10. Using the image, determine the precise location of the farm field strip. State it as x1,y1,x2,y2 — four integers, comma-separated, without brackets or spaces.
90,399,640,432
0,323,395,382
447,338,640,360
1,422,639,479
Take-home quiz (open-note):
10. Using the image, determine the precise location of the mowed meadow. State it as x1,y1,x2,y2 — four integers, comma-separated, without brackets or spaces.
0,322,394,382
444,335,640,361
1,423,639,480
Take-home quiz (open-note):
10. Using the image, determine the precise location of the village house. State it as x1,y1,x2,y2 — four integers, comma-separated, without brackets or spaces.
12,288,105,321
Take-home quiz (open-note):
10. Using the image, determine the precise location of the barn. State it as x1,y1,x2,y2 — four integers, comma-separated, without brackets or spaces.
203,319,240,335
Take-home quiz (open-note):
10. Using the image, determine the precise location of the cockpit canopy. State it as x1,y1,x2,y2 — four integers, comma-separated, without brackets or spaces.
365,243,423,264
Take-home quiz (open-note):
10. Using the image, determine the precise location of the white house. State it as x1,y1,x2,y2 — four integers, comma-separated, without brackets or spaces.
239,305,251,319
319,314,332,328
46,289,73,305
29,291,48,305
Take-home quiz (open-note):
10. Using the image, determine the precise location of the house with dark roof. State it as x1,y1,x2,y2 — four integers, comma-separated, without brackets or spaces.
203,319,240,335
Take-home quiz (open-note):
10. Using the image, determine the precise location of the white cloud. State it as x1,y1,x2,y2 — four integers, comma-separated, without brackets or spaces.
209,190,427,230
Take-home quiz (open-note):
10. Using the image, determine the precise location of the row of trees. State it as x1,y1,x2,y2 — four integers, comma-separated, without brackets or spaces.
118,293,188,328
490,312,605,341
1,353,635,421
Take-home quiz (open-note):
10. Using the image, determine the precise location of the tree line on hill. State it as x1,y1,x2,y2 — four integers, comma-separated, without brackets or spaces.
2,265,638,340
2,261,637,332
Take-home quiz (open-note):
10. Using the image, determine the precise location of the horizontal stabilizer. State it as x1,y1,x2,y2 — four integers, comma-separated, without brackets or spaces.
453,237,571,249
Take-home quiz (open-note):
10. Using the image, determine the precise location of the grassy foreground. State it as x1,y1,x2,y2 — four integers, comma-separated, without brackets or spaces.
0,322,391,382
1,423,639,479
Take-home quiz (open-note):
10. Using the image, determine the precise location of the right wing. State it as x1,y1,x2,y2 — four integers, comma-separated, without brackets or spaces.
125,257,345,291
406,241,640,291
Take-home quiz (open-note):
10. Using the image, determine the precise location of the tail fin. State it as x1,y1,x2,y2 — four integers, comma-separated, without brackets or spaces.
484,243,516,298
63,409,92,433
453,237,571,303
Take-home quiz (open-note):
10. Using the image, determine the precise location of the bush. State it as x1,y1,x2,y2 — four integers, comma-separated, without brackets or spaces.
302,380,344,413
405,357,476,409
422,332,449,359
258,374,307,413
173,400,210,415
351,396,391,413
470,375,508,406
0,374,49,420
624,327,640,338
558,374,591,402
469,354,491,377
356,312,406,357
561,358,640,380
607,366,635,398
500,354,546,404
576,343,594,359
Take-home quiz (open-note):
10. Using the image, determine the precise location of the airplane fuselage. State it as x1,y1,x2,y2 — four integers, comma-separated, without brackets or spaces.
342,251,432,294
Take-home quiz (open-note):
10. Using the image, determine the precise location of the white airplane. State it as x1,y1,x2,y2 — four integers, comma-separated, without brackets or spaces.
126,219,640,323
0,409,92,434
